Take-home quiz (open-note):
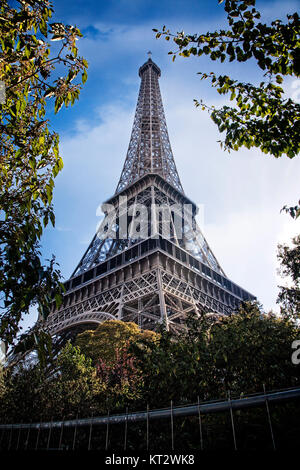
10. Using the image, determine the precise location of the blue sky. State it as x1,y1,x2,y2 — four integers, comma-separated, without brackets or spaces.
20,0,300,333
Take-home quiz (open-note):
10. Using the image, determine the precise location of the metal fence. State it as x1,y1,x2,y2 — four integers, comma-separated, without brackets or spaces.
0,386,299,452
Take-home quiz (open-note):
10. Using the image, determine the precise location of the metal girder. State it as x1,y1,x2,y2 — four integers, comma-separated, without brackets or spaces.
47,260,233,335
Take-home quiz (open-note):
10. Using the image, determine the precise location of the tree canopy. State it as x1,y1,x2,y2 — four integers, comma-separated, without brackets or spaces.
76,320,159,365
0,0,88,344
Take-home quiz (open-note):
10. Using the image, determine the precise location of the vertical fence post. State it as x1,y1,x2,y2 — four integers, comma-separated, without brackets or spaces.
16,425,21,451
146,404,149,452
88,414,93,451
197,396,204,451
72,414,79,451
263,384,276,450
35,420,41,451
58,417,64,450
47,418,53,451
25,422,31,451
105,409,110,451
170,400,174,451
0,428,4,450
124,407,128,451
228,391,237,450
8,425,13,451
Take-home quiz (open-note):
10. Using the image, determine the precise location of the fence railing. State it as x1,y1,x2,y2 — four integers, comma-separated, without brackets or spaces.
0,386,299,452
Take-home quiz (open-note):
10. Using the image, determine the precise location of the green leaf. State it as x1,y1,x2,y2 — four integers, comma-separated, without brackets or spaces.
54,96,63,113
82,69,88,84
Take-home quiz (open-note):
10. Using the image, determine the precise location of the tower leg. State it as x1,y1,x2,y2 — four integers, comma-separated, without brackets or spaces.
157,269,168,330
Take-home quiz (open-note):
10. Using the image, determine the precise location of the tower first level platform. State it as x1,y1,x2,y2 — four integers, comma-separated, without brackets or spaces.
47,235,255,335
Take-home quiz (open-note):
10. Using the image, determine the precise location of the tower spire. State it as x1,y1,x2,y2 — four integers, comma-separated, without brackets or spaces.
116,57,183,194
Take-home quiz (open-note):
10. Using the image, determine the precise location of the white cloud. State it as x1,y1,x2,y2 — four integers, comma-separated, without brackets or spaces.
56,226,72,232
259,0,299,20
205,209,300,312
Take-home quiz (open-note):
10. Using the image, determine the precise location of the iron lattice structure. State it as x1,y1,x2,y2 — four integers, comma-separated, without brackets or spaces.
46,58,255,335
116,59,183,193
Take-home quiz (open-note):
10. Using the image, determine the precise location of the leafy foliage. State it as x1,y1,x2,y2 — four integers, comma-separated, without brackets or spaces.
277,235,300,320
0,0,88,344
7,327,53,370
153,0,300,159
76,320,158,365
96,344,144,408
76,320,158,409
281,201,300,220
132,303,299,408
48,342,100,418
0,342,100,422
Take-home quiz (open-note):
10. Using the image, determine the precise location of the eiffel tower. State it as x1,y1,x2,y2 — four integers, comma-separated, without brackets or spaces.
46,56,255,335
